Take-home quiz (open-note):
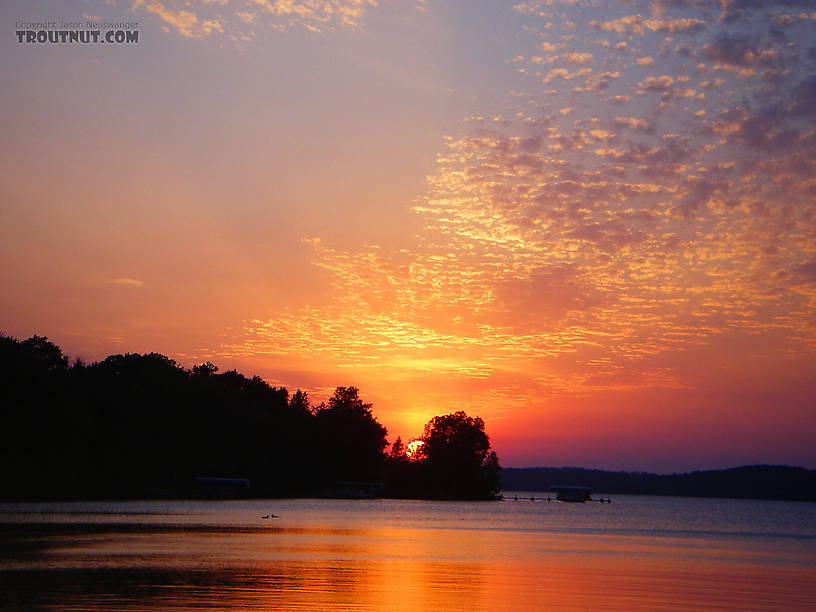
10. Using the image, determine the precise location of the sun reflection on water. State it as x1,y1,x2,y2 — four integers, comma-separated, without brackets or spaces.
1,497,814,610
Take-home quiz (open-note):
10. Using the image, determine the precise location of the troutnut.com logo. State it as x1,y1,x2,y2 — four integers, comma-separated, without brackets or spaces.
16,21,139,44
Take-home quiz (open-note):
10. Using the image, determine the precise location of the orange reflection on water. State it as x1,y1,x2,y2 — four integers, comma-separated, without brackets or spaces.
3,520,815,610
237,527,816,610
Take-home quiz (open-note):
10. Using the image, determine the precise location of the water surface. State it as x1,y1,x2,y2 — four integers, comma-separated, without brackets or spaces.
1,495,814,610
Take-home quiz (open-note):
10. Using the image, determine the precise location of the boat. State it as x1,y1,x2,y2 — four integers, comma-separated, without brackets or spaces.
550,486,593,502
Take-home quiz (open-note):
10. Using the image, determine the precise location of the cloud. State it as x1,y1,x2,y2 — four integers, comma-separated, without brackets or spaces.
770,12,816,28
592,14,705,35
131,0,379,39
638,74,675,91
132,1,216,38
578,71,620,93
542,67,592,83
225,0,816,424
107,278,144,287
636,75,681,101
613,116,651,132
702,33,780,67
561,52,594,65
788,75,816,116
794,259,816,283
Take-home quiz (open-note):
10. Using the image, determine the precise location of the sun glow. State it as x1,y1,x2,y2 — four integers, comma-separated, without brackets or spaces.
405,439,424,460
4,0,816,472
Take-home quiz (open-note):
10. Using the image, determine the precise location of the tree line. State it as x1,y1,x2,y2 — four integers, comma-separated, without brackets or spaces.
500,465,816,502
0,334,500,501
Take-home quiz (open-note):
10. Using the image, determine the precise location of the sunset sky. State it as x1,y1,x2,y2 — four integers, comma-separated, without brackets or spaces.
2,0,815,472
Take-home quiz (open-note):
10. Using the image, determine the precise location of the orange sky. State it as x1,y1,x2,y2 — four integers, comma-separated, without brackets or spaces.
2,0,815,471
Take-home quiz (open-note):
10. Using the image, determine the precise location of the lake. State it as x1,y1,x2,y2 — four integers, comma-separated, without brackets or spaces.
1,494,814,610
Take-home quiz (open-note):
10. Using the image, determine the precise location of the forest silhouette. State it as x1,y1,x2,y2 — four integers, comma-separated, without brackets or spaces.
0,334,500,501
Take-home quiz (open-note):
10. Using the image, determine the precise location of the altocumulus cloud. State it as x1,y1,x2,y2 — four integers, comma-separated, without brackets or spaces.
181,0,816,447
130,0,379,40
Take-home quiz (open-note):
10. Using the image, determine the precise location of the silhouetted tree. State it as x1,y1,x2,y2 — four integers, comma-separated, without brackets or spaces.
389,436,406,460
0,333,506,502
20,335,69,373
0,334,75,498
314,387,388,484
289,389,310,412
192,362,218,376
417,411,501,499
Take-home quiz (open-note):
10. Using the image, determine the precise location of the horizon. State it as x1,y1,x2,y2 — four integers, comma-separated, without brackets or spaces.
2,0,816,474
500,463,813,475
5,330,812,475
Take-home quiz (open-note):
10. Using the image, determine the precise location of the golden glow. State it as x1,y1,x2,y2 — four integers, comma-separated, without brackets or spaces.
405,440,425,460
3,0,815,470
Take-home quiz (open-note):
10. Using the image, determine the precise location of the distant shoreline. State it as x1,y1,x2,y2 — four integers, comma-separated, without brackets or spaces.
500,464,816,502
3,464,814,504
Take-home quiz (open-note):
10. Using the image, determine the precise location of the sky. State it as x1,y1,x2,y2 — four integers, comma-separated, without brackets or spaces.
2,0,815,472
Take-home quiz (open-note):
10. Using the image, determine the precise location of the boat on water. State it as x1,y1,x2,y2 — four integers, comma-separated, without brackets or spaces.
550,486,594,502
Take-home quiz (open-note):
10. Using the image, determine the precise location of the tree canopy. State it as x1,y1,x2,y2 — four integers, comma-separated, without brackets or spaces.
386,411,501,500
314,386,388,484
419,411,500,499
0,333,498,501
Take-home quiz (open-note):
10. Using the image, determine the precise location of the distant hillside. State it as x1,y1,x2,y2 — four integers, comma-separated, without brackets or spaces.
500,465,816,502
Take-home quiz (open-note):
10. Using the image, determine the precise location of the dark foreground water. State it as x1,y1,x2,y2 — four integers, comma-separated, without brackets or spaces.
1,494,814,610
